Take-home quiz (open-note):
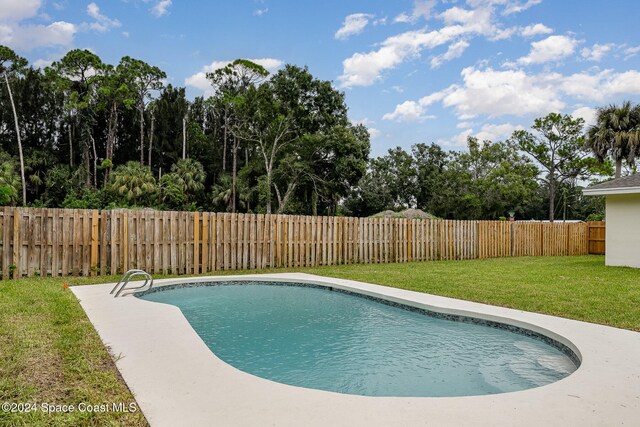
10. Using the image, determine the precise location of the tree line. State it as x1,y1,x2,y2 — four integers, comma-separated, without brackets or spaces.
1,45,638,221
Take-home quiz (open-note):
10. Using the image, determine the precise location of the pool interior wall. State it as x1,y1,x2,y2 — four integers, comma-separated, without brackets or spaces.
136,280,581,366
136,280,579,397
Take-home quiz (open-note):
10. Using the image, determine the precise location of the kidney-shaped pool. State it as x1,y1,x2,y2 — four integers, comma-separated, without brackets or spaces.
138,281,578,397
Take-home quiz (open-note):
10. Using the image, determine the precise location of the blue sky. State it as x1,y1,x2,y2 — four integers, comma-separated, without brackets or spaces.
2,0,640,156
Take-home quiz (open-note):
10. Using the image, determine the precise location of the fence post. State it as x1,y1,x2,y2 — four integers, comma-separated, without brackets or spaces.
12,207,20,279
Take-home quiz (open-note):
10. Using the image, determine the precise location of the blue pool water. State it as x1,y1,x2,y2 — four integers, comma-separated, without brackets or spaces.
139,282,578,397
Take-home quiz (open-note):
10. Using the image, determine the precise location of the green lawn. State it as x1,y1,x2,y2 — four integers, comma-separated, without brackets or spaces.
1,255,639,425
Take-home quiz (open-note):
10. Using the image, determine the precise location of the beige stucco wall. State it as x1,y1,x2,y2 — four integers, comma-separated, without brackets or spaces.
605,193,640,268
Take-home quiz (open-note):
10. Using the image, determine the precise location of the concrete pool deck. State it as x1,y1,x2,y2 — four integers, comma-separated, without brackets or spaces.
72,273,640,427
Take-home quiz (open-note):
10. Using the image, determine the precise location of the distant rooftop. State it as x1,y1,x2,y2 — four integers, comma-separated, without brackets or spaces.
583,174,640,195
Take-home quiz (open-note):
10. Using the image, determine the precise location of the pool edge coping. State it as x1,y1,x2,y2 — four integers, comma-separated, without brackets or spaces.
72,272,640,427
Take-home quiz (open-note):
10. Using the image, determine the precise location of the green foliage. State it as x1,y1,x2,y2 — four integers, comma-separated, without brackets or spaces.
0,184,11,205
510,113,594,220
108,161,157,206
586,101,640,177
62,187,105,209
160,158,205,209
0,45,28,74
0,153,20,205
586,212,605,221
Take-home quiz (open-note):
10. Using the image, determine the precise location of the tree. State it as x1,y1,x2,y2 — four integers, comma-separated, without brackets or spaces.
289,124,369,215
343,147,415,216
208,59,269,212
511,113,594,221
586,101,640,178
438,137,539,219
412,143,448,212
98,63,136,185
49,49,105,189
0,45,28,204
108,161,157,206
119,57,166,166
233,83,295,214
160,159,205,209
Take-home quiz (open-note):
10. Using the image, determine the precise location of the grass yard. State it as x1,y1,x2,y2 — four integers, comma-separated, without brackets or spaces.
1,255,639,425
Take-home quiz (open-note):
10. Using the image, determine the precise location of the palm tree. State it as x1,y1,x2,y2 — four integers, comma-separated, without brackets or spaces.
171,158,205,201
586,101,640,178
0,46,27,205
109,161,157,206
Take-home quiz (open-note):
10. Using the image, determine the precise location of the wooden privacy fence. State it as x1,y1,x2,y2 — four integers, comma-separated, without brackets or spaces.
587,221,606,255
0,207,591,280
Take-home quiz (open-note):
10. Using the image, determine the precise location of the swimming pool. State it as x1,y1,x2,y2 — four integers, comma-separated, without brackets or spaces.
139,281,578,397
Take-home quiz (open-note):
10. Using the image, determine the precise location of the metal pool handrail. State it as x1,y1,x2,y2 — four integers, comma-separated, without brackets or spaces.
111,269,154,297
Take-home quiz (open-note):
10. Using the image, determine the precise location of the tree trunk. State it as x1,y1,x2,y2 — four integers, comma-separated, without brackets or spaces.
276,182,296,214
231,136,237,213
222,110,227,171
69,123,74,167
148,107,155,167
105,101,117,187
615,158,622,179
90,134,98,189
84,140,91,190
182,114,187,160
312,191,318,216
139,106,145,165
548,177,555,222
265,167,272,214
4,72,26,205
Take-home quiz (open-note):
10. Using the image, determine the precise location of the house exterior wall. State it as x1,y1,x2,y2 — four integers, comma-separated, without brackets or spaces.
606,194,640,268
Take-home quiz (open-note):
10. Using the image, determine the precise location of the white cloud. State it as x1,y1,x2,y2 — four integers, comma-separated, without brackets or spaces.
386,65,640,125
443,66,564,118
430,39,470,68
33,58,54,68
517,35,578,65
520,23,552,37
393,0,437,24
0,24,11,43
335,13,373,40
383,101,425,122
457,121,475,129
387,66,565,120
339,3,518,87
0,0,41,22
0,0,79,50
382,99,438,122
185,58,284,96
6,21,76,50
474,123,524,141
571,106,597,127
439,7,495,35
446,122,524,147
581,43,613,62
502,0,542,15
393,13,412,24
253,8,268,16
151,0,172,17
624,45,640,60
84,2,121,33
339,26,474,87
558,69,640,101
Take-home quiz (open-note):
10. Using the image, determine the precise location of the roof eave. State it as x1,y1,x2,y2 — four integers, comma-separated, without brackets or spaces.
583,186,640,196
